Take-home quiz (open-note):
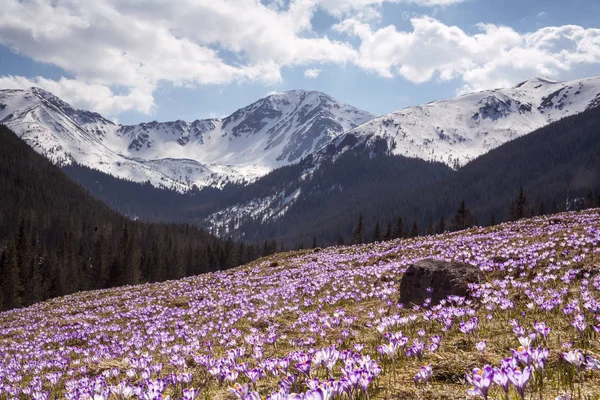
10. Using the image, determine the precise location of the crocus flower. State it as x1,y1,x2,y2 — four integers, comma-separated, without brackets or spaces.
414,363,432,386
492,367,510,395
507,366,531,400
475,341,486,353
466,365,493,399
563,350,586,371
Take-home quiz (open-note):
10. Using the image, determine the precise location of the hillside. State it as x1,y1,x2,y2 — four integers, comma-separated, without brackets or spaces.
208,100,600,247
0,125,268,312
1,209,599,399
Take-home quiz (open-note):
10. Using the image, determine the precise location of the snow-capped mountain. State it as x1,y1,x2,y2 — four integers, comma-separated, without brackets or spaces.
204,76,600,237
319,76,600,168
0,88,373,190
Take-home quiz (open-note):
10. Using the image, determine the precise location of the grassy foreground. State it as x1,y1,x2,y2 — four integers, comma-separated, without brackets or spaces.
1,209,600,400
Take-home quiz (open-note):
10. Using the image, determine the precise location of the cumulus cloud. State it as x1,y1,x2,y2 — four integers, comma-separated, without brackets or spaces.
304,68,322,78
0,0,598,116
334,16,600,92
0,75,155,114
317,0,465,18
0,0,356,115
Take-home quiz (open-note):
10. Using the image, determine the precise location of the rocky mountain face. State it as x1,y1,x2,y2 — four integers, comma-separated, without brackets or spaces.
202,76,600,237
0,88,373,190
320,76,600,169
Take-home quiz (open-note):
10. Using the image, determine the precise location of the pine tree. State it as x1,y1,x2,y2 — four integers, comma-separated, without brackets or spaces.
393,216,405,239
352,214,365,244
450,200,475,231
373,221,382,242
435,215,446,234
509,187,531,221
410,221,419,238
384,222,393,241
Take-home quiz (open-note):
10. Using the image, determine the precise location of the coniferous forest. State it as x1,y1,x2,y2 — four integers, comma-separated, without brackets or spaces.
0,125,275,311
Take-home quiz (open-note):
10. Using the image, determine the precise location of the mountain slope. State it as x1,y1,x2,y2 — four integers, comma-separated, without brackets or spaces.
0,124,265,311
204,101,600,246
0,88,373,190
320,76,600,168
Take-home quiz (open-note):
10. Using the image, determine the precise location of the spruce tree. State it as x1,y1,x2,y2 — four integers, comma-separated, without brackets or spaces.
393,216,405,239
436,215,446,234
538,201,546,216
509,187,530,221
426,217,434,235
384,222,393,241
0,251,5,311
373,221,382,242
451,200,475,231
352,214,365,244
2,240,23,309
410,221,419,238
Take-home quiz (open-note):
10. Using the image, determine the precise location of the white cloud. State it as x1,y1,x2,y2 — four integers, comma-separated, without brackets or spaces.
317,0,465,18
0,0,598,116
304,68,322,78
334,16,600,92
0,75,154,114
0,0,357,115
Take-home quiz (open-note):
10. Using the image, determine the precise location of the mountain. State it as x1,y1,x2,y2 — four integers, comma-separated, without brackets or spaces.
0,124,269,311
0,88,373,190
319,76,600,168
203,99,600,246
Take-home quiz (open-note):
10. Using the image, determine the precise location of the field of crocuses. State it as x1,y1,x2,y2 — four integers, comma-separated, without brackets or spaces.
1,210,600,400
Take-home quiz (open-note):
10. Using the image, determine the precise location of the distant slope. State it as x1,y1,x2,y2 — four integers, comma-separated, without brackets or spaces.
207,102,600,247
0,125,266,311
62,162,238,223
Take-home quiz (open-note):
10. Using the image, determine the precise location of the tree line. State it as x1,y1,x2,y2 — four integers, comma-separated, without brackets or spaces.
0,125,276,311
342,186,600,247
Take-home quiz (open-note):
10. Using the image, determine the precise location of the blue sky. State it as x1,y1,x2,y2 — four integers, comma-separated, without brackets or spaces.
1,0,599,124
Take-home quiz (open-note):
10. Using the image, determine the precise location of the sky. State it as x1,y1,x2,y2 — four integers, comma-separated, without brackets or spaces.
0,0,599,124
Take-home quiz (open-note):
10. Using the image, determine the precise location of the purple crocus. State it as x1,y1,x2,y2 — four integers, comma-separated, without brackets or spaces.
413,363,432,386
466,365,493,399
507,366,531,400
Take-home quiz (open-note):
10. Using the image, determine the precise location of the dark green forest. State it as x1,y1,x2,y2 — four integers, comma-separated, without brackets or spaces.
0,125,275,311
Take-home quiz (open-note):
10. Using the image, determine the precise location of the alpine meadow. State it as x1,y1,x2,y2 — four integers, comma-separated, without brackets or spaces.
1,0,600,399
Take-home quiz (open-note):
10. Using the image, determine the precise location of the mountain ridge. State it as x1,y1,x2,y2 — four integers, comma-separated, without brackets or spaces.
0,88,374,191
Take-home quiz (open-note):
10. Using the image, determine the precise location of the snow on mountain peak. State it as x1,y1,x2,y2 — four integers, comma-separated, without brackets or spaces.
0,87,373,191
323,75,600,169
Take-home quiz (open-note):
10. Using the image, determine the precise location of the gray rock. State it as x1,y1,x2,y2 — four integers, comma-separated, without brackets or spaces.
399,259,484,306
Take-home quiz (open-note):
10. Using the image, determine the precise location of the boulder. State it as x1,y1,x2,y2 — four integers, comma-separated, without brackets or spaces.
399,259,484,306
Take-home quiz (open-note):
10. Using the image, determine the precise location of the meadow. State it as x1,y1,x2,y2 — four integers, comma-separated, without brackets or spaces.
1,209,599,400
